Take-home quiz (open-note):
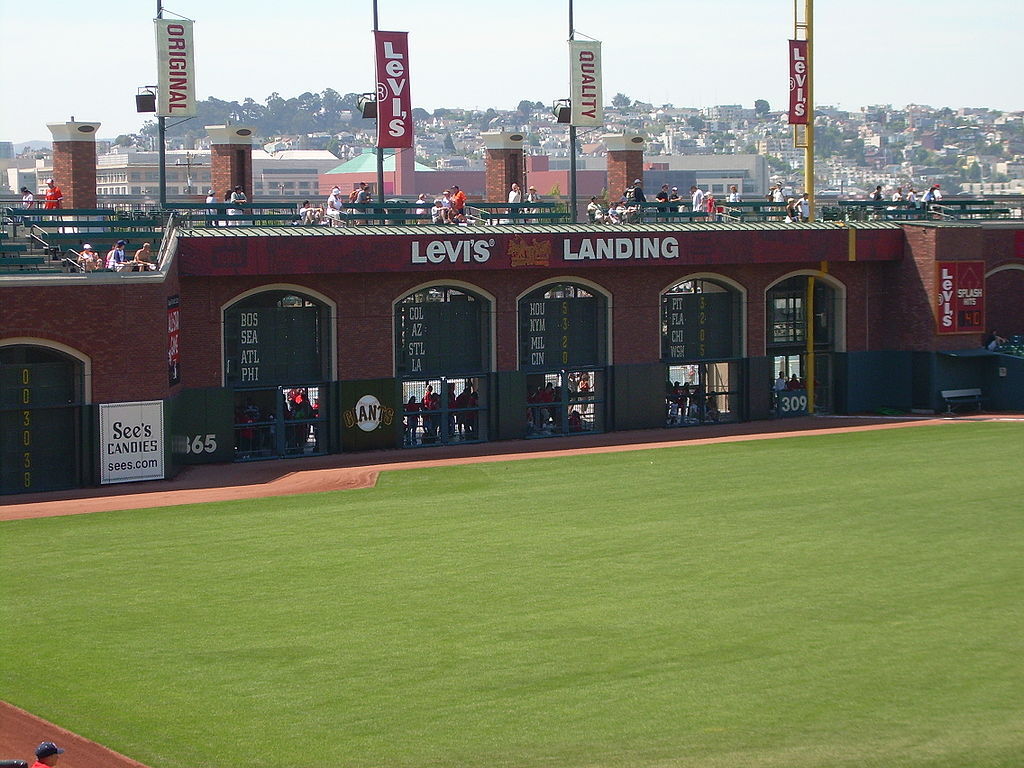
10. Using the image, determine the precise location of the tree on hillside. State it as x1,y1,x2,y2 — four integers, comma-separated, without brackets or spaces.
611,92,631,109
754,99,770,115
517,100,535,119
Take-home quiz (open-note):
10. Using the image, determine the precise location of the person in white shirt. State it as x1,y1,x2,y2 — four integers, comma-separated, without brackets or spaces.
798,193,810,222
771,184,786,203
414,193,429,219
690,185,705,214
325,186,344,226
891,187,904,202
508,183,522,204
774,372,788,392
727,185,741,203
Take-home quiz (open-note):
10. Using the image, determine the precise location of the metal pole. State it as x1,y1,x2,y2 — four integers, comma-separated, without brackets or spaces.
805,275,816,413
157,0,167,207
373,0,385,214
805,0,814,221
568,0,578,223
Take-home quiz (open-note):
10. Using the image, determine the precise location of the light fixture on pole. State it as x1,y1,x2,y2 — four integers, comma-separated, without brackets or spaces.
552,99,572,124
357,93,378,120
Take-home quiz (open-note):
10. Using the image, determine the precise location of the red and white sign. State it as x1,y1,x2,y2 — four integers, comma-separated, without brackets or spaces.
374,31,413,149
788,39,808,125
168,295,181,386
936,261,985,334
154,19,197,117
569,40,603,127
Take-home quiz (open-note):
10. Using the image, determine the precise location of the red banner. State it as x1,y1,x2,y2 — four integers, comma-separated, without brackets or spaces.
788,40,808,125
936,261,985,334
374,31,413,149
167,295,181,385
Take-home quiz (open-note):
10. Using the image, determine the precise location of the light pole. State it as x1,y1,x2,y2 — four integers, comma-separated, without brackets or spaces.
568,0,578,223
373,0,385,208
157,0,167,207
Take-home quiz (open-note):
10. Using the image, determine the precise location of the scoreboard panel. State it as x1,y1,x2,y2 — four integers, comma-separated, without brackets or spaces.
661,291,736,361
519,296,605,371
395,296,486,377
224,306,323,386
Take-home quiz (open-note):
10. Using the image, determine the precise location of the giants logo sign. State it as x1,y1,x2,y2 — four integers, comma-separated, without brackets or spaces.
374,31,413,149
788,40,808,125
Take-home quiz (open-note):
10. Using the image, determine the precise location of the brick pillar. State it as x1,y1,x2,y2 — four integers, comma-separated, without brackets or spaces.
482,131,525,202
47,121,101,209
604,133,645,201
394,147,416,196
205,124,255,199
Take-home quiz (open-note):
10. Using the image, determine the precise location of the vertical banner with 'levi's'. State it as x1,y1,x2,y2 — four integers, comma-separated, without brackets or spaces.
569,40,603,127
154,19,197,117
374,31,413,149
936,261,985,334
788,40,808,125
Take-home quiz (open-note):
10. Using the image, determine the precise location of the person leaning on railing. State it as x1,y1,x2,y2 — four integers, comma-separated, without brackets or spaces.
75,243,102,272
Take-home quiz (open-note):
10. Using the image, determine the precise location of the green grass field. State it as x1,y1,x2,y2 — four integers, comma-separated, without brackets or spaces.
3,423,1022,768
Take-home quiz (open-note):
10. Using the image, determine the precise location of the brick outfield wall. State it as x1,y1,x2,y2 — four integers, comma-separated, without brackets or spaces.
1,225,1021,402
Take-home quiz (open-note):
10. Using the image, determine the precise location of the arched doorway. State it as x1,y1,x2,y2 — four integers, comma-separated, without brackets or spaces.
661,276,744,426
223,289,332,460
0,344,86,493
766,274,842,413
394,284,492,447
518,281,608,437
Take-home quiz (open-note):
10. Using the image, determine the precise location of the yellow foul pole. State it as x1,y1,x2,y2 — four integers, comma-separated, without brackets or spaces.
795,0,816,412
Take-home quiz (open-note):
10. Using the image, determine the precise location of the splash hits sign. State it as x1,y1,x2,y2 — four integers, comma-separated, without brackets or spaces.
374,31,413,149
788,39,808,125
936,261,985,334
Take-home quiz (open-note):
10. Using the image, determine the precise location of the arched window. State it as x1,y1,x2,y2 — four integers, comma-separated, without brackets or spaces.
661,278,742,362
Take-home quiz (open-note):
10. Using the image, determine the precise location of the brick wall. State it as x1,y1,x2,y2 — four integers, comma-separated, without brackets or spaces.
606,150,643,201
52,141,97,209
484,149,524,203
211,144,252,199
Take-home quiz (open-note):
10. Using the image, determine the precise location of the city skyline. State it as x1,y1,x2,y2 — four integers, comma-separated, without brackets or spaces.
1,0,1021,144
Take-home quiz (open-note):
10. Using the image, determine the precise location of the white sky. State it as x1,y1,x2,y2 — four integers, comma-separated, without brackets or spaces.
1,0,1019,144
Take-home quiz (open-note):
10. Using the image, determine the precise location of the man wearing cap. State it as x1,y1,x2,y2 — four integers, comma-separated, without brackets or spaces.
31,741,64,768
77,243,102,272
655,184,670,216
106,240,128,271
43,179,63,210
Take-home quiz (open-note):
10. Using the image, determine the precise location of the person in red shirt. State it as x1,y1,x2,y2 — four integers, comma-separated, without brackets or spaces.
450,185,467,217
31,741,64,768
43,178,63,209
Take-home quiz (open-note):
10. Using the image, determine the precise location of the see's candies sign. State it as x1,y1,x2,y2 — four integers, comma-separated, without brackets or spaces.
788,40,808,125
374,31,413,149
936,261,985,334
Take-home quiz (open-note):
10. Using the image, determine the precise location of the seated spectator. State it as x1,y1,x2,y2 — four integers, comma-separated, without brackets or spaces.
299,201,323,225
414,193,429,220
105,240,128,270
431,199,445,224
586,196,603,223
983,329,1008,351
129,242,156,271
76,243,102,272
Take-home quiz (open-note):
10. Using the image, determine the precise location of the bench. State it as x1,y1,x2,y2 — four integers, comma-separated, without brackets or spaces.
940,388,983,414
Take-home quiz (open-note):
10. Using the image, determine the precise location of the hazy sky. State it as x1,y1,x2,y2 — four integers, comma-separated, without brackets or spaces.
1,0,1019,143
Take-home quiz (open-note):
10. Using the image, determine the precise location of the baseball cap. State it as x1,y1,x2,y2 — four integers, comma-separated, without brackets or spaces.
45,178,54,183
116,239,127,246
633,179,642,184
82,243,93,250
36,742,64,759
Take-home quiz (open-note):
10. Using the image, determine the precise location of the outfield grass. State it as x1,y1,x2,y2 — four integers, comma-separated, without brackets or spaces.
2,423,1022,768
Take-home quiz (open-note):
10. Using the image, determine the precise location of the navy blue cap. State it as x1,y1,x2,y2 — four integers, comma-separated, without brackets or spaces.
35,743,64,759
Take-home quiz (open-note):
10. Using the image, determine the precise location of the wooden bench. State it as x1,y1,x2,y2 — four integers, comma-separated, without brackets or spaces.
940,388,983,414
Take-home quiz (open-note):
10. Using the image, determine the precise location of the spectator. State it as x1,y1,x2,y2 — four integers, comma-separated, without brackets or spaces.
205,188,218,225
325,186,345,226
798,192,810,222
586,196,602,223
299,200,323,225
431,198,445,224
785,198,799,223
229,185,247,225
20,186,35,208
771,184,786,203
508,182,522,204
891,186,905,202
31,741,64,768
786,374,803,390
450,185,467,218
983,329,1007,351
627,179,646,205
669,187,681,206
870,185,883,201
105,239,128,270
414,193,429,220
130,242,156,271
655,184,670,215
690,185,705,215
774,371,788,391
705,190,718,222
355,181,371,205
907,187,919,206
727,184,741,203
76,243,102,272
43,178,63,209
